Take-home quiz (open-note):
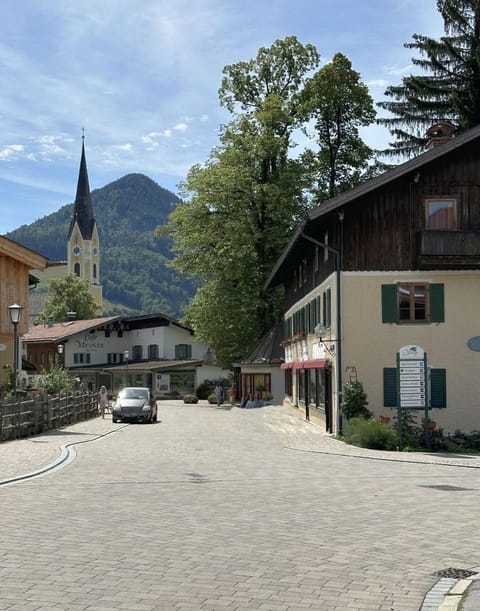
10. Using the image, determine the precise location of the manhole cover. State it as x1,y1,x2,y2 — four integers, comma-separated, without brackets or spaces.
435,568,478,579
419,484,473,491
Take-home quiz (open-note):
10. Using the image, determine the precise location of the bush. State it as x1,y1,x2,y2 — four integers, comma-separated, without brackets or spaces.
207,393,217,404
342,380,371,420
183,394,198,404
195,381,214,400
36,365,75,395
343,418,398,450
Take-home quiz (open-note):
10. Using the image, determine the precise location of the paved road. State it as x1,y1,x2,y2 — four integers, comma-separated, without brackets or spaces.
1,401,480,610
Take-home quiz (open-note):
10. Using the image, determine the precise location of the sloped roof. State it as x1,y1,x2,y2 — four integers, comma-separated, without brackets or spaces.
67,141,96,240
22,316,120,343
266,123,480,288
236,323,284,366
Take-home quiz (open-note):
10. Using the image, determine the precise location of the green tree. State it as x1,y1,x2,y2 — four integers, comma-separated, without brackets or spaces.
36,364,75,395
300,53,377,200
342,380,371,420
39,274,100,323
378,0,480,157
158,37,318,367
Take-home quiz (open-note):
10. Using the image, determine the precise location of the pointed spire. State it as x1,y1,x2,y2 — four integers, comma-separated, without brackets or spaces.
68,135,95,239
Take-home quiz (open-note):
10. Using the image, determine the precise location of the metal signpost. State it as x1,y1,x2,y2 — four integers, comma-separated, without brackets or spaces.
396,345,429,448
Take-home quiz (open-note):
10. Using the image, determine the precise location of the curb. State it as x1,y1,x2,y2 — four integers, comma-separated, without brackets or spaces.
420,567,480,611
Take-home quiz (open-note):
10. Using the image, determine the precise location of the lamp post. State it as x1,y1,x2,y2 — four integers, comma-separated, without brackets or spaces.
57,344,64,366
124,350,129,382
8,304,23,401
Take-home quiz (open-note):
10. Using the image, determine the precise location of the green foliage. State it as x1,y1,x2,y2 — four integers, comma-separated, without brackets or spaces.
393,409,421,449
342,380,372,420
378,0,480,157
300,52,377,200
195,380,215,400
160,37,325,367
7,174,196,319
36,365,75,395
38,274,100,323
183,394,198,404
343,418,398,450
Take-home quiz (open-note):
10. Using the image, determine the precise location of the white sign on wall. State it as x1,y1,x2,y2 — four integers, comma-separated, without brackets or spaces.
397,345,427,409
156,373,170,392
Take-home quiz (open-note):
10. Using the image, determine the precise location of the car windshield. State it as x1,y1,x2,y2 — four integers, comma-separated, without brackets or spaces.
119,388,149,400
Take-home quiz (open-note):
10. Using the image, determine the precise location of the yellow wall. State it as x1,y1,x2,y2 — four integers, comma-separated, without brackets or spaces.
342,270,480,433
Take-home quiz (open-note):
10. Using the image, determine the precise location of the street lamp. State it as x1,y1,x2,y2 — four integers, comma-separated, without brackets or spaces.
124,350,129,381
8,304,23,401
57,344,64,366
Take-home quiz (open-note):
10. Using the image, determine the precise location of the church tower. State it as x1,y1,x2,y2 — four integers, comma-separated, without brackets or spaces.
67,136,103,310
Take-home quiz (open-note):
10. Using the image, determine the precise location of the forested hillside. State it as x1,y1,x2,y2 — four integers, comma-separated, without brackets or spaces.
7,174,196,318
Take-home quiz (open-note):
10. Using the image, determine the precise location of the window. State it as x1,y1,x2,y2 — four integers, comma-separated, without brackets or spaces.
132,345,143,360
382,283,444,324
93,263,97,279
383,367,446,408
425,198,456,230
74,262,80,276
73,353,91,364
175,344,192,359
148,344,159,359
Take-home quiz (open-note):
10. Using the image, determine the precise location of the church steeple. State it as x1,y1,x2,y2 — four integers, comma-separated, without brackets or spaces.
67,135,103,311
68,136,95,240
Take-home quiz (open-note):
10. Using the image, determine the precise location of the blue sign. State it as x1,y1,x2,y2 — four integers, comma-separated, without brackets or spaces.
467,336,480,352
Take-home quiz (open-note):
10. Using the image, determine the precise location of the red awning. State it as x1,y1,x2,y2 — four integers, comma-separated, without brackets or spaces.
292,359,328,370
280,362,293,369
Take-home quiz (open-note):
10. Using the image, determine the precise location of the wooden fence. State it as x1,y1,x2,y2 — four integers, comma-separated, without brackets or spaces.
0,392,98,442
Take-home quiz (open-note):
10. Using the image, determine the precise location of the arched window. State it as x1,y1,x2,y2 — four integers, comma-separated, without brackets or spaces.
93,263,97,279
74,262,80,276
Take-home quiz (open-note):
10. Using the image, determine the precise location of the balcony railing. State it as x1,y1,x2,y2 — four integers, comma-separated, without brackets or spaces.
416,230,480,268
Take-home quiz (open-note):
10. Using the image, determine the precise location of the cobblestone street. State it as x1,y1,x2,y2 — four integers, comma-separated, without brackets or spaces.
0,401,479,610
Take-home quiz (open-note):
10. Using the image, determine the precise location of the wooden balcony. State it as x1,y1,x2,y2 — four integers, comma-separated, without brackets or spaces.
416,230,480,269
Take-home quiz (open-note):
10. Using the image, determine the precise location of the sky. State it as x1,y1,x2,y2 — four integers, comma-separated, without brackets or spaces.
0,0,445,234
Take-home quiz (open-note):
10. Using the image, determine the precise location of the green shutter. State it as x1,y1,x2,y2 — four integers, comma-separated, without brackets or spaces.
383,367,397,407
326,288,331,327
382,284,397,323
429,284,445,323
430,368,446,408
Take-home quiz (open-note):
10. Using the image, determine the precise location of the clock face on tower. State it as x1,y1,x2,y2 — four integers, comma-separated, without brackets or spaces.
72,245,81,256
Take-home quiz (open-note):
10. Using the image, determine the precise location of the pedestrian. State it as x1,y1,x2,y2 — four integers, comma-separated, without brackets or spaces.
214,383,224,407
98,385,109,419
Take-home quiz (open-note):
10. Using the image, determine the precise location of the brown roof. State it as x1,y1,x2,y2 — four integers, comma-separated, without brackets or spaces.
22,316,120,343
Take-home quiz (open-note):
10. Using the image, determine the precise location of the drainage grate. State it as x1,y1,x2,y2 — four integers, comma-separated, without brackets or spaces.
435,568,478,579
419,484,473,491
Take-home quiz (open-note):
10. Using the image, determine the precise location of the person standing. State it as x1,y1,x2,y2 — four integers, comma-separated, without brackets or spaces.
98,385,109,419
214,384,224,407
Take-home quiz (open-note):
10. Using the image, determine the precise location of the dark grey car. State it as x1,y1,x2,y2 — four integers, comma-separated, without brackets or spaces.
112,387,158,424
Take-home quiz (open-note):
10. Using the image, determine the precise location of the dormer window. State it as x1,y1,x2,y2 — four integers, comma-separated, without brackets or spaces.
425,198,457,230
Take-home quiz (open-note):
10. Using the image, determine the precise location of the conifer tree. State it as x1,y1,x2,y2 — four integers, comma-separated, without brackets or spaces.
378,0,480,157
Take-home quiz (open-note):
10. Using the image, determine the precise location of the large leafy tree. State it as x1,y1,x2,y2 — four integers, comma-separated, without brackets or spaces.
378,0,480,157
159,38,378,367
39,274,101,323
300,53,377,200
158,37,318,367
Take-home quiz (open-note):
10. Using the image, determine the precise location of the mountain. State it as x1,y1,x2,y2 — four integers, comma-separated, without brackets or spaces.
7,173,196,318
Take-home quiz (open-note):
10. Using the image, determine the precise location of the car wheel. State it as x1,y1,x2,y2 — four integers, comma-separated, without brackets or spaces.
154,411,158,422
112,417,117,423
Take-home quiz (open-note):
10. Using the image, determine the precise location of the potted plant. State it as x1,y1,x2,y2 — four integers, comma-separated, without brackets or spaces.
422,417,437,430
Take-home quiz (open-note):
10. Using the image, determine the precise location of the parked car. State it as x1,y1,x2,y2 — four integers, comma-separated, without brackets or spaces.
112,387,157,424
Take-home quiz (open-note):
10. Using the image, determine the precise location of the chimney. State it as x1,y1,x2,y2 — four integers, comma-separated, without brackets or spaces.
426,122,455,149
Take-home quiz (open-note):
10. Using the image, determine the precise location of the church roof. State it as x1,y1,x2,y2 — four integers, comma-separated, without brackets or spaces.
68,140,96,240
